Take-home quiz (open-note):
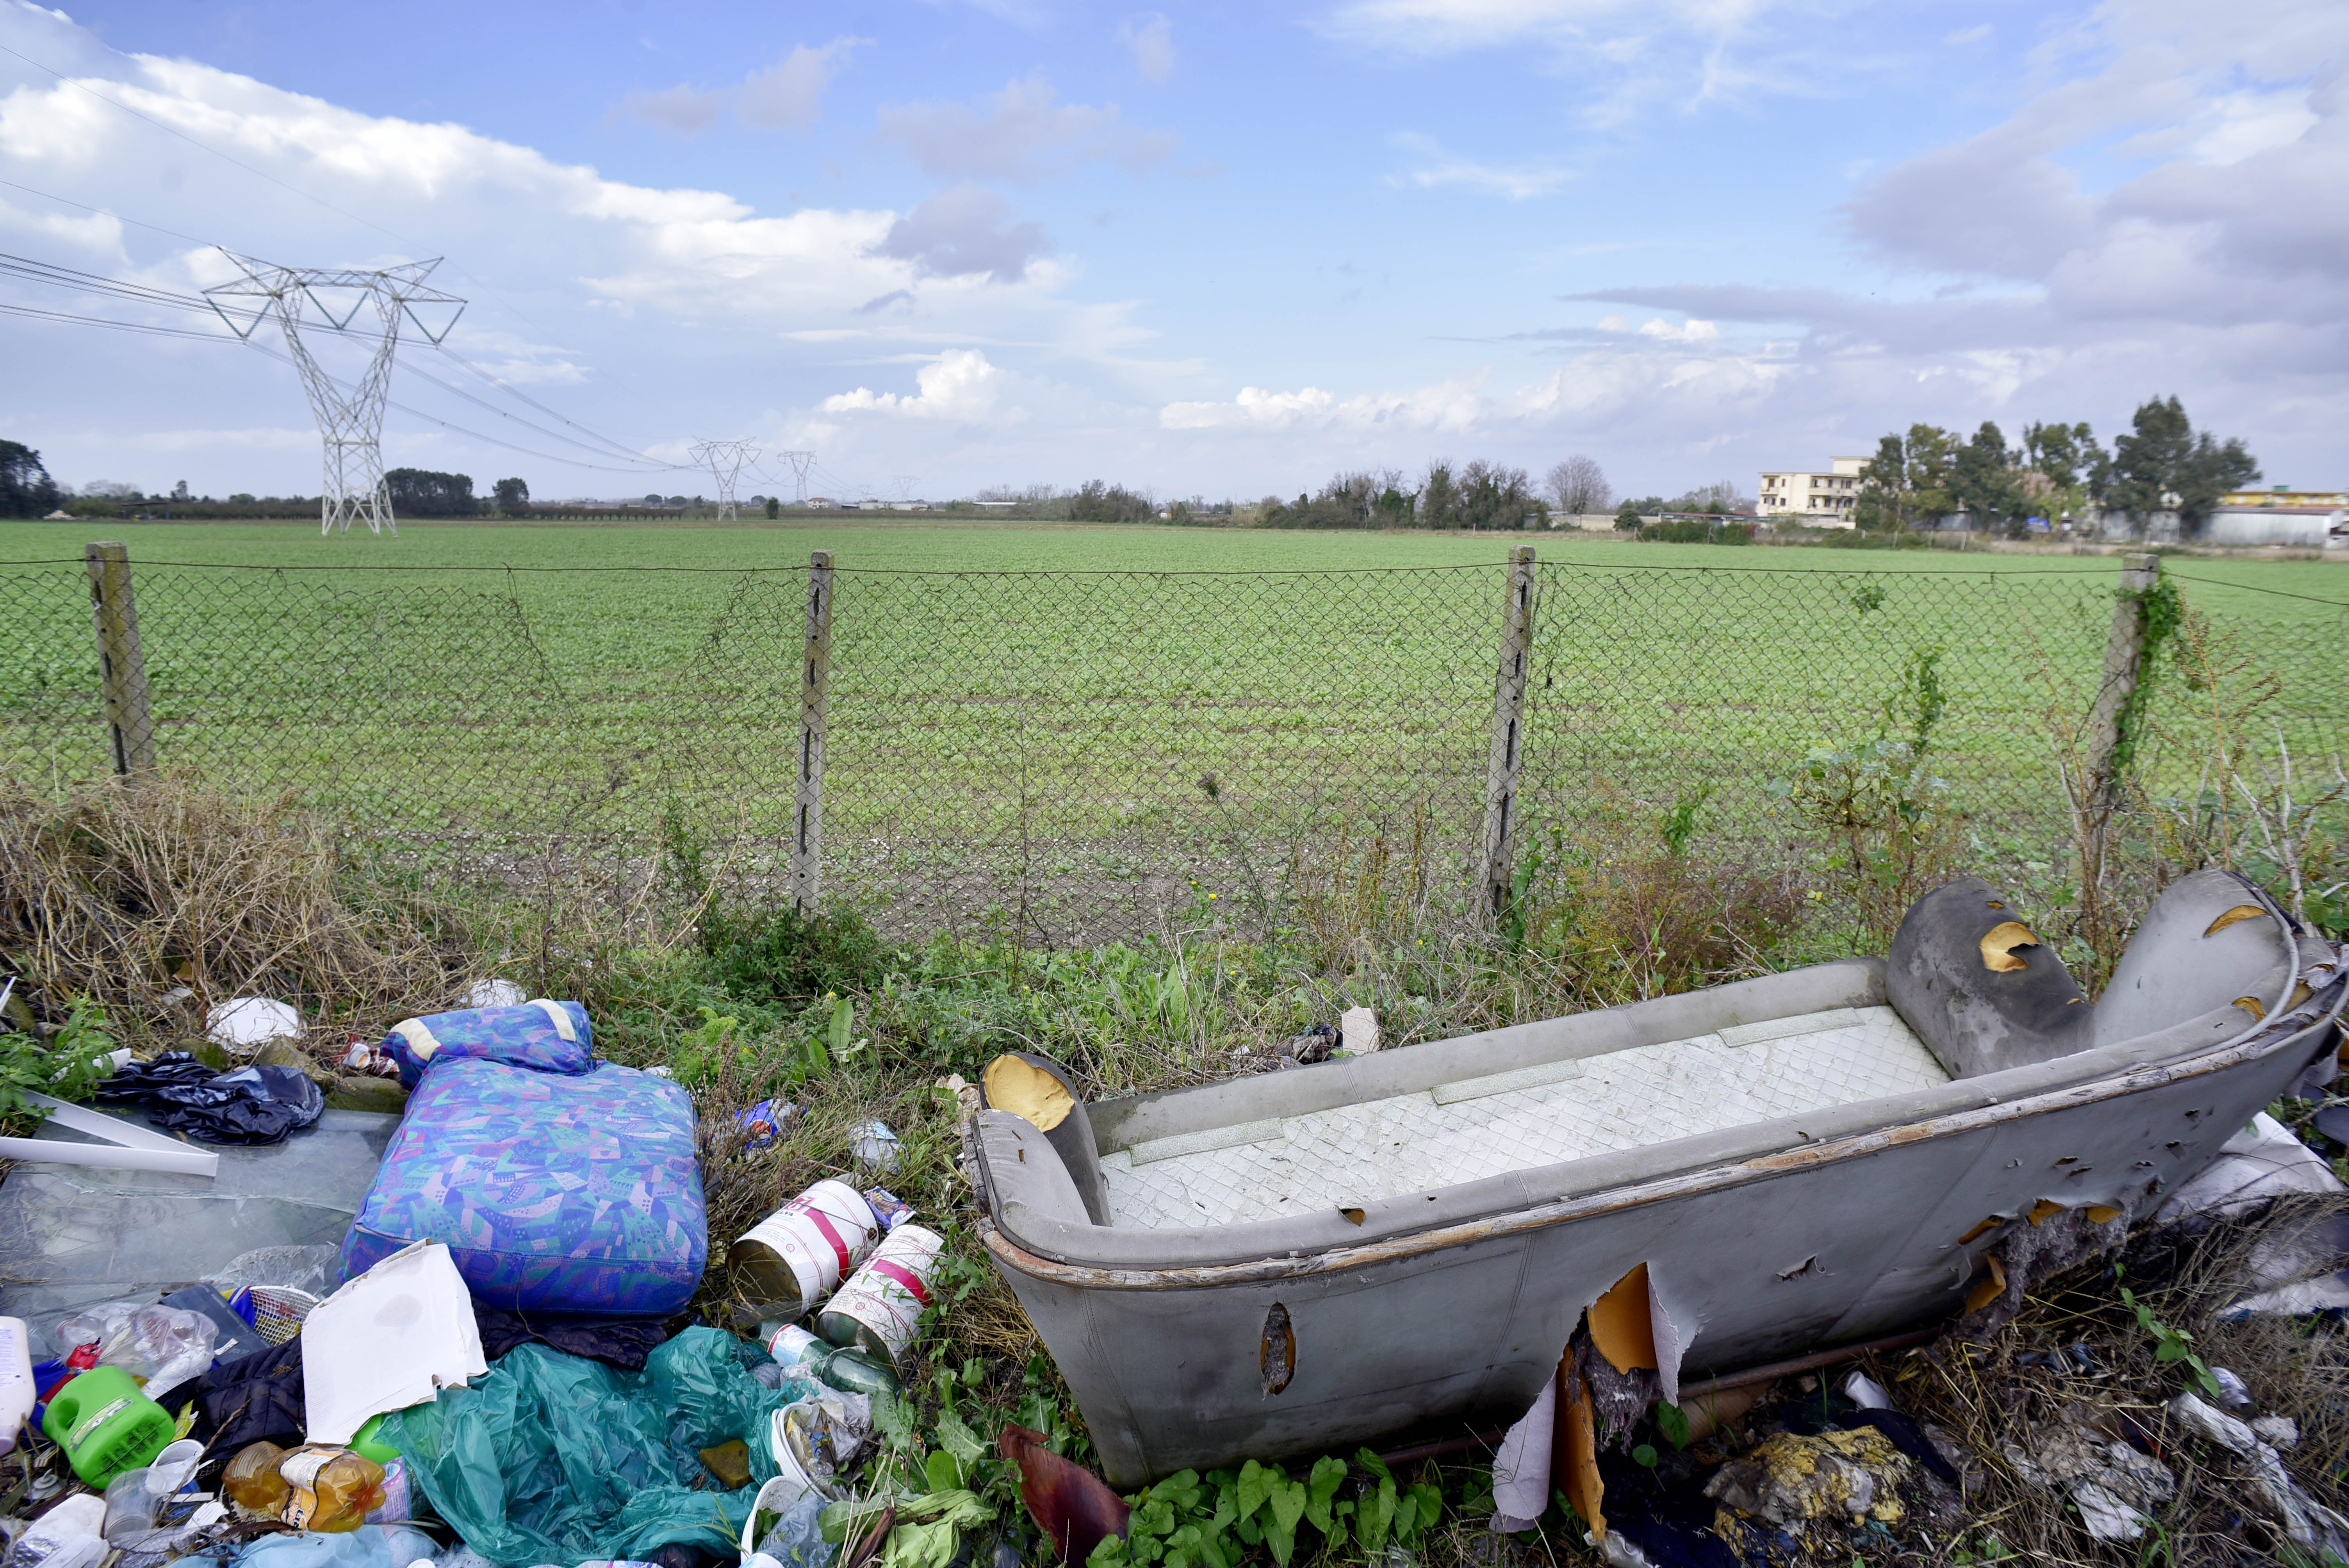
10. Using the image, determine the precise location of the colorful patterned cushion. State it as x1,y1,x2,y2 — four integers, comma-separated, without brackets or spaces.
382,1001,593,1089
342,1058,707,1316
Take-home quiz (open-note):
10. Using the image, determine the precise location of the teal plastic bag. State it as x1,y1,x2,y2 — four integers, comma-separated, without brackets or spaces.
382,1327,807,1567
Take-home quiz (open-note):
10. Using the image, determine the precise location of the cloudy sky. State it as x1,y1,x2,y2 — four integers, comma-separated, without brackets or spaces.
0,0,2340,504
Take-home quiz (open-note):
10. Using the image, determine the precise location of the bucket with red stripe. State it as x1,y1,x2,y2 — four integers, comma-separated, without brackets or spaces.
816,1222,945,1367
730,1180,880,1316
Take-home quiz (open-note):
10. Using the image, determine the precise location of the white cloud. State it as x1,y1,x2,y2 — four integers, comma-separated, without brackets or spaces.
872,185,1052,284
1387,132,1570,198
1637,316,1717,341
822,349,1007,420
616,83,727,136
877,73,1176,182
1162,372,1488,432
1118,14,1176,82
738,38,867,132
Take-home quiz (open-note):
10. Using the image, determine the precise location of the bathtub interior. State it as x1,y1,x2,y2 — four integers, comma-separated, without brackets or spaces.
1098,1004,1948,1230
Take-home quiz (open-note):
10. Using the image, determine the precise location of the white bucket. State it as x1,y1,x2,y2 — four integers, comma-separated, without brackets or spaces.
732,1180,880,1310
816,1222,944,1367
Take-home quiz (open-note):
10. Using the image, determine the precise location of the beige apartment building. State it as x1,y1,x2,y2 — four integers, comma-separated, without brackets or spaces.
1757,456,1868,526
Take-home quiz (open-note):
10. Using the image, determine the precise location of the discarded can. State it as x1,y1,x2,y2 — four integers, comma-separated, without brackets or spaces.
817,1222,945,1367
731,1180,880,1316
863,1188,913,1231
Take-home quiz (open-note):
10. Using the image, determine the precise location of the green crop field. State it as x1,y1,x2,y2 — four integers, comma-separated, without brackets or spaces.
2,520,2341,940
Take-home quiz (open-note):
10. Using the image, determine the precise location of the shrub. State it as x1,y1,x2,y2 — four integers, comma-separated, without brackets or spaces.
704,904,887,1005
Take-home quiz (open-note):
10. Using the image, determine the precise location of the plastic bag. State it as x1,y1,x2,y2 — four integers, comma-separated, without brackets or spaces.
175,1523,438,1568
380,1327,787,1567
51,1303,217,1391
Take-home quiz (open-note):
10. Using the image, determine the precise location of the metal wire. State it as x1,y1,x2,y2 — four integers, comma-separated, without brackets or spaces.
2,555,2338,945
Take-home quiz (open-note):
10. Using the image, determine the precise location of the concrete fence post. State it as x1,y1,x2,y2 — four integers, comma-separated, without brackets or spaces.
1475,545,1539,927
788,550,835,916
84,541,155,778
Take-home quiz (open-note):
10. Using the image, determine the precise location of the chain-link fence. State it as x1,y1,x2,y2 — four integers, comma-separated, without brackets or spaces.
2,548,2341,945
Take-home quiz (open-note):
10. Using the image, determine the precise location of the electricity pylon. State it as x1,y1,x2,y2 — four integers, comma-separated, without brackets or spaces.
205,253,465,536
692,440,759,520
779,450,816,504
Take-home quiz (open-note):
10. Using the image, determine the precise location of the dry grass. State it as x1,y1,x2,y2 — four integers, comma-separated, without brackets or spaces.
0,771,475,1050
1871,1196,2349,1566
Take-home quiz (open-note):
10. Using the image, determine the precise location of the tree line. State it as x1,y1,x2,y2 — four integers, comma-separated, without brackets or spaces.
1853,396,2257,537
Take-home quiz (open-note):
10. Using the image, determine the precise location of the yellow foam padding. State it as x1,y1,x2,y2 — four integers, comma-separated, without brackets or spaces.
2205,905,2266,937
1554,1361,1604,1537
1979,921,2039,972
531,998,576,1040
1589,1262,1658,1374
983,1055,1073,1132
391,1019,441,1061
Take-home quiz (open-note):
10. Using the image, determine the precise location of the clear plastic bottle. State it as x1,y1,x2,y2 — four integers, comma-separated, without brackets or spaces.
756,1320,901,1399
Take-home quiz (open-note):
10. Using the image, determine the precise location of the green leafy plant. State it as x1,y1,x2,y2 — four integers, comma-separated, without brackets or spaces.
2119,1285,2222,1400
1087,1451,1441,1568
1654,1401,1691,1451
0,996,118,1131
672,1004,742,1086
1791,644,1959,944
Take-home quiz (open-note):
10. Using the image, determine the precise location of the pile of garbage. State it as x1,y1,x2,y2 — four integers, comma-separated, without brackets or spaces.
9,982,2349,1568
0,994,1137,1568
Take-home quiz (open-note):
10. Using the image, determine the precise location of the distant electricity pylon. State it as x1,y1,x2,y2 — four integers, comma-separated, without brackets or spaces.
205,252,464,536
779,450,816,504
692,440,759,520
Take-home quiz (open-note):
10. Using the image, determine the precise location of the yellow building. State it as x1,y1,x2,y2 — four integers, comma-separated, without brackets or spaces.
1757,456,1868,526
2223,486,2347,508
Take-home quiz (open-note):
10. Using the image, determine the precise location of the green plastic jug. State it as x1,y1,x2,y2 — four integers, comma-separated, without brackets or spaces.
41,1365,173,1487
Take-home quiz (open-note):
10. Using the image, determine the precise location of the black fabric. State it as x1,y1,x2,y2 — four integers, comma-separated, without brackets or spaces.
473,1301,670,1372
185,1335,306,1453
1594,1450,1742,1568
97,1055,324,1146
1835,1409,1960,1485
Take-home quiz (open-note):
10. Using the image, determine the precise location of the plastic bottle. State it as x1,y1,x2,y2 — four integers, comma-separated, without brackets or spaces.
40,1365,174,1487
756,1320,902,1399
0,1316,34,1455
277,1445,388,1532
224,1440,292,1518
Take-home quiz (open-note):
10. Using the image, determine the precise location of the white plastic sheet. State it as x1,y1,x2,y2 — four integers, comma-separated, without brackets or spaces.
301,1241,487,1445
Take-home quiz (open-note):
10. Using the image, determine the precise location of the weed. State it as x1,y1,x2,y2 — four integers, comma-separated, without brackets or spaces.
0,995,117,1134
706,903,887,1006
1791,645,1960,946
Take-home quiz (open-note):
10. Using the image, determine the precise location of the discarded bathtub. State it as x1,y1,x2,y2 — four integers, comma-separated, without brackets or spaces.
970,871,2348,1486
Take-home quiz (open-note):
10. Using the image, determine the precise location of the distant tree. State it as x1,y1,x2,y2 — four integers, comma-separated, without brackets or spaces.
644,494,665,507
1069,479,1155,522
1613,498,1642,531
1418,460,1459,529
1949,421,2023,531
1545,455,1610,517
492,477,530,517
0,440,60,518
1457,460,1538,530
1855,425,1957,532
2106,396,2258,537
384,468,478,517
765,497,780,519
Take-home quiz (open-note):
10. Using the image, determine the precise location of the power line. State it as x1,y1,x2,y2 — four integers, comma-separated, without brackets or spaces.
0,43,690,433
2,241,684,472
0,176,219,247
0,298,687,474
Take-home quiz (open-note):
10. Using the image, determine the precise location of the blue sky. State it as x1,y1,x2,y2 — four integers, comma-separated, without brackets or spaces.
1,0,2341,506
